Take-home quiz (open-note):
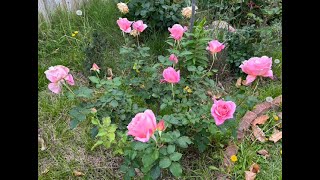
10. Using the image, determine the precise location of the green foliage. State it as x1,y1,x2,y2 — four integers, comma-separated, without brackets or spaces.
121,0,187,30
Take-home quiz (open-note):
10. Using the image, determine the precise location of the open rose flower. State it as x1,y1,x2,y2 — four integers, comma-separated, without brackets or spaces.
90,63,100,73
127,109,164,142
117,18,132,33
211,98,236,126
117,2,129,14
239,56,273,85
168,24,187,41
44,65,74,94
132,20,147,33
169,54,178,64
206,40,225,54
181,6,198,18
162,67,180,84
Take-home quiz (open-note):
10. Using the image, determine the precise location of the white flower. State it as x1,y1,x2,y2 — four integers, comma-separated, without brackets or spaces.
181,6,198,18
274,59,280,64
266,97,273,102
117,2,129,14
76,10,83,16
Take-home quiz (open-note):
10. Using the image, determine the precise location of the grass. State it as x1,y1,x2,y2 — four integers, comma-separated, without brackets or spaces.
38,0,282,179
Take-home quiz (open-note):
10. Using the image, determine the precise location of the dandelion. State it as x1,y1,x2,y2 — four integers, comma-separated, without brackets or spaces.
274,59,280,64
280,149,282,155
184,86,192,93
76,10,83,16
266,96,273,102
230,155,237,162
71,33,76,37
74,31,79,34
273,114,279,121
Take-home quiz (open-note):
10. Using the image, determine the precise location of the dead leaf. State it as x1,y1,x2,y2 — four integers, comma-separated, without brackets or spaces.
245,171,256,180
250,163,260,173
135,168,143,177
213,93,222,100
252,102,272,115
223,144,238,167
257,149,270,158
237,111,257,140
73,170,85,176
236,77,242,88
242,80,247,85
252,125,266,142
269,131,282,143
272,95,282,106
277,112,282,119
41,168,49,174
38,137,46,151
252,115,269,126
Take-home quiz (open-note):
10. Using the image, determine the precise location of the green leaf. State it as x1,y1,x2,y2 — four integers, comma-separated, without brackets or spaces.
88,76,100,84
169,162,182,177
102,117,111,126
110,100,119,108
150,165,161,180
159,157,171,168
187,66,197,72
91,118,100,125
176,136,192,148
132,142,150,151
70,119,79,129
169,152,182,161
159,147,168,155
180,51,193,56
167,145,175,154
96,131,107,137
209,166,219,171
107,133,115,141
74,87,93,98
142,150,159,168
160,103,167,110
91,140,103,150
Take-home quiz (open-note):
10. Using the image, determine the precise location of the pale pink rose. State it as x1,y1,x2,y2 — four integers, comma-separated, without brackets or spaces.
116,18,133,33
90,63,100,73
169,54,178,64
127,109,157,142
211,99,236,126
156,120,165,131
44,65,74,94
206,40,225,54
239,56,273,85
168,24,187,41
162,67,180,84
132,20,147,33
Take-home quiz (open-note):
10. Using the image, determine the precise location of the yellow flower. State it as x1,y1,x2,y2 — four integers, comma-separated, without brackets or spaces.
71,33,76,37
184,86,192,93
273,114,279,121
74,31,79,34
230,155,237,162
280,149,282,155
117,2,129,14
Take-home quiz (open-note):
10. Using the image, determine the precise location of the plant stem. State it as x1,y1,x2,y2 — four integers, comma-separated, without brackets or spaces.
252,77,260,95
171,83,175,100
63,82,75,95
95,71,101,83
137,35,140,47
201,53,216,78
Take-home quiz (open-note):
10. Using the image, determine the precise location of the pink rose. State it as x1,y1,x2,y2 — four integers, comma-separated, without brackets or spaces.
169,54,178,64
116,18,132,33
132,20,147,33
90,63,100,73
127,109,157,142
162,67,180,84
239,56,273,85
168,24,187,41
156,120,165,131
211,99,236,126
44,65,75,94
206,40,225,54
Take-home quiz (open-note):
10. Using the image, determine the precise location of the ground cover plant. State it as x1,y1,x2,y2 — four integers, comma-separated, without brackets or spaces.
38,0,282,179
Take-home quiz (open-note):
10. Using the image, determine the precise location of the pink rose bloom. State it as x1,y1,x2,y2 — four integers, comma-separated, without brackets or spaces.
239,56,273,85
206,40,225,54
211,99,236,126
132,20,148,33
116,18,133,33
162,67,180,84
156,120,165,131
169,54,178,64
90,63,100,73
44,65,75,94
127,109,157,142
168,24,187,41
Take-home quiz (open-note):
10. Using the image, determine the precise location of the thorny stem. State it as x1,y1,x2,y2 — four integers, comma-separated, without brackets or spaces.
137,35,140,47
171,83,175,100
63,82,75,95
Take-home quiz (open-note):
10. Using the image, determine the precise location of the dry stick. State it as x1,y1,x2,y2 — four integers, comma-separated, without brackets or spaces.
189,0,197,34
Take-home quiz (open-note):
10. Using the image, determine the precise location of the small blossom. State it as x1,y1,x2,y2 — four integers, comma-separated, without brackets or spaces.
117,2,129,14
273,114,279,121
74,31,79,34
266,96,273,102
230,155,237,162
91,108,97,114
76,10,82,16
71,33,76,37
90,63,100,73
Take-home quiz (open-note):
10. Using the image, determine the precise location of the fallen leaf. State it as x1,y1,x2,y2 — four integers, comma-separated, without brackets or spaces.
272,95,282,106
277,112,282,119
213,93,222,100
257,149,270,158
135,168,143,177
242,80,247,85
73,170,85,176
252,102,272,115
269,131,282,143
216,173,230,180
237,111,257,140
245,171,256,180
250,163,260,173
38,137,46,151
252,125,266,142
223,144,238,167
236,77,242,88
41,168,49,174
252,115,269,126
